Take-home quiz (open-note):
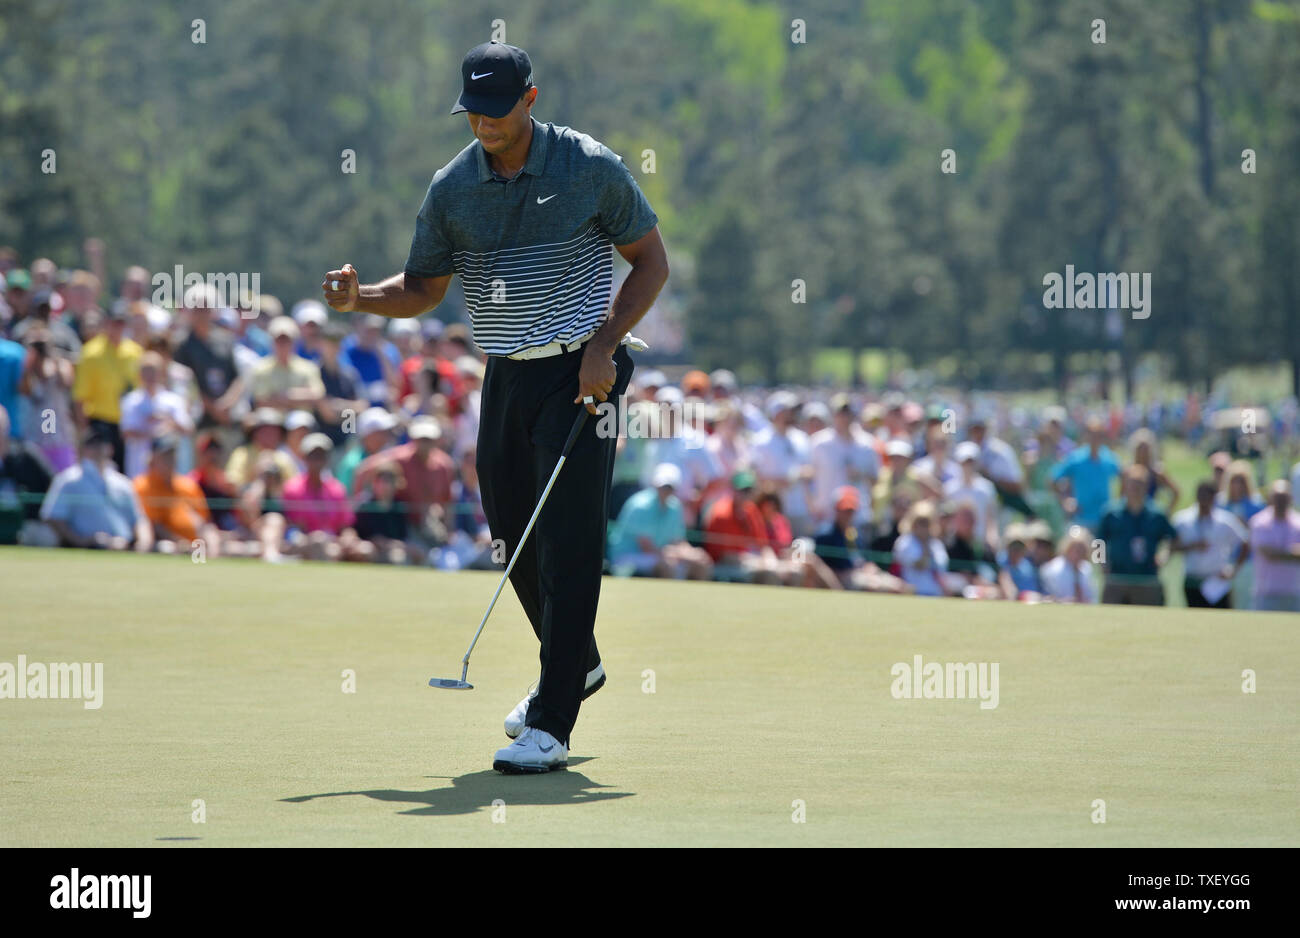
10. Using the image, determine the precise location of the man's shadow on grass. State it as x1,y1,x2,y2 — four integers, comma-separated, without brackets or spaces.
281,757,633,817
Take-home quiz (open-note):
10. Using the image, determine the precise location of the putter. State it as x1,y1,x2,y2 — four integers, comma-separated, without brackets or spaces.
429,395,598,690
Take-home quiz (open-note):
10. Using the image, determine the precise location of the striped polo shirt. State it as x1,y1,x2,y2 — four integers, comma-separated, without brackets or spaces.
404,117,659,356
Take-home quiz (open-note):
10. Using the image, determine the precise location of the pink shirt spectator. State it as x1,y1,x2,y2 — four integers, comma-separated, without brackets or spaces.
1249,508,1300,603
282,472,354,534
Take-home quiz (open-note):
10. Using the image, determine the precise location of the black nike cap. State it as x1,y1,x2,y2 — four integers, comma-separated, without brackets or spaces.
451,41,533,119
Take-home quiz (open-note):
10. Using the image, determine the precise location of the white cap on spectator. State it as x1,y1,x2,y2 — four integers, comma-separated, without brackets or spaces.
422,317,446,340
358,406,397,437
954,441,980,463
292,300,329,327
886,439,913,458
268,316,300,341
408,416,442,441
388,317,420,338
638,369,667,390
652,462,682,489
656,386,683,405
184,283,220,310
765,390,799,418
1043,405,1067,425
285,410,317,432
802,401,831,423
710,369,737,391
301,432,333,455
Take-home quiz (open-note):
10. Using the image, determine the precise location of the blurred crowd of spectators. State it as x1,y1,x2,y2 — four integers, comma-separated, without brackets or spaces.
2,247,1299,611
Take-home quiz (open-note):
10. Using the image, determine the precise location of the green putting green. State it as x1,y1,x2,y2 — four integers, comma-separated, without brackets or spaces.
1,546,1295,847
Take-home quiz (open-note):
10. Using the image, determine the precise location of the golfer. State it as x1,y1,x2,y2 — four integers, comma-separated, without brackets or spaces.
323,40,668,774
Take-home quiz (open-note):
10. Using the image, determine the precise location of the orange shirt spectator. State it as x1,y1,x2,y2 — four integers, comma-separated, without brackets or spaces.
134,454,212,542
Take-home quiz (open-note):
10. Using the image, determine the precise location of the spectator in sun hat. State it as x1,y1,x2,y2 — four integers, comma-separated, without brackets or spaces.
225,407,297,487
610,462,713,580
334,404,396,492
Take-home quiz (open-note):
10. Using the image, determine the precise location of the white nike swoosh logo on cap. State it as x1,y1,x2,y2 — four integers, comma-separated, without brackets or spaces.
470,71,493,80
536,194,557,204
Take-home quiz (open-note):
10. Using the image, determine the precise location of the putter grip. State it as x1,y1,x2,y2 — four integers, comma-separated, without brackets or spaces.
561,399,594,457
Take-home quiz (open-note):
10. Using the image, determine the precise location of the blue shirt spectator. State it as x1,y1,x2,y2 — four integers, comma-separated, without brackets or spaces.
611,485,687,559
40,453,145,542
0,337,25,439
1051,428,1120,530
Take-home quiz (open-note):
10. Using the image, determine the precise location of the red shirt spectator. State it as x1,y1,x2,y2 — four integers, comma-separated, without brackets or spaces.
703,473,771,564
353,417,454,522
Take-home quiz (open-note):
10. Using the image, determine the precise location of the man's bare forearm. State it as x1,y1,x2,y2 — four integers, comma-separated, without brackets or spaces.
589,256,669,354
355,273,446,319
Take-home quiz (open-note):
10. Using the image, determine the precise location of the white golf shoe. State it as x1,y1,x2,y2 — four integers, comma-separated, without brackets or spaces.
504,663,606,739
493,727,568,774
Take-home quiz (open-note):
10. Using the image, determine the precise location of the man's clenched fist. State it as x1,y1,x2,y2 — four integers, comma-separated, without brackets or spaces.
322,264,360,312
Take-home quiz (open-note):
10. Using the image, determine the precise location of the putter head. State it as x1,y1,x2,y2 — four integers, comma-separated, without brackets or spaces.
428,677,473,690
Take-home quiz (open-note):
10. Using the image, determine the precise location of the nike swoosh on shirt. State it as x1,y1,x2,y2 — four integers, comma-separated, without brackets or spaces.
470,71,493,80
536,194,557,204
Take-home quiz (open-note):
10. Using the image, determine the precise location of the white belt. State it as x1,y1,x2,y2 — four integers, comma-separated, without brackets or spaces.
505,331,649,361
